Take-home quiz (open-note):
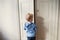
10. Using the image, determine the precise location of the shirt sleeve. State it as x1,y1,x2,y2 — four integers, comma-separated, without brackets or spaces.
24,23,29,32
24,23,26,30
33,24,37,31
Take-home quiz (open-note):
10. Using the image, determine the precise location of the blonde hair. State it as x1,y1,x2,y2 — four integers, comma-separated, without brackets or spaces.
26,13,33,21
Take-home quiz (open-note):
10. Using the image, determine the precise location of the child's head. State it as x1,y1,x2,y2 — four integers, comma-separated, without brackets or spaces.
26,13,33,22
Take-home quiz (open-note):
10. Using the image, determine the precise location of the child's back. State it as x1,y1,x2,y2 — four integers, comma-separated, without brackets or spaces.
24,13,37,40
24,22,36,37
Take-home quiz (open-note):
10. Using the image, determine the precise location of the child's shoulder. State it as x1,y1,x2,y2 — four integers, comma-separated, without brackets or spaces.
31,23,36,27
25,22,36,25
24,22,29,24
30,22,36,27
24,22,30,26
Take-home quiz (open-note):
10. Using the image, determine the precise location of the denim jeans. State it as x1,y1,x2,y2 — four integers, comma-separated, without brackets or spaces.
27,37,36,40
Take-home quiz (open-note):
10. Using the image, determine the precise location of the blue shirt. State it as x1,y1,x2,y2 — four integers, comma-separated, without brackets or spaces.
24,22,37,37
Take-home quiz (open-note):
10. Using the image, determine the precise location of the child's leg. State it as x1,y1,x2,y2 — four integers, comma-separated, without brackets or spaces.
27,37,31,40
32,37,36,40
27,37,36,40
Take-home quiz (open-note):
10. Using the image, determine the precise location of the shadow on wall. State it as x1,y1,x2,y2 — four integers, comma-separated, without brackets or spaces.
0,32,6,40
35,16,48,40
0,30,8,40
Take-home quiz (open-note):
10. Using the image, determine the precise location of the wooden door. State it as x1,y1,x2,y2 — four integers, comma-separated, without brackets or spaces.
35,0,59,40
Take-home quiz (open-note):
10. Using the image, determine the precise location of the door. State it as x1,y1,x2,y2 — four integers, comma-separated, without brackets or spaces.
19,0,34,40
35,0,59,40
58,0,60,40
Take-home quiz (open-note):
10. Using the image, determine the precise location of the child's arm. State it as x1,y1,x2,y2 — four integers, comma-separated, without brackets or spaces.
24,23,26,30
24,23,29,32
33,24,37,32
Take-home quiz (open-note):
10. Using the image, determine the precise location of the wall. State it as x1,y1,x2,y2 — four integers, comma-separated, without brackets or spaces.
0,0,60,40
0,0,20,40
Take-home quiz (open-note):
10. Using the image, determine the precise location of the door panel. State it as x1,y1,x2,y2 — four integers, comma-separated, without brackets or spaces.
19,0,34,40
58,0,60,40
35,0,59,40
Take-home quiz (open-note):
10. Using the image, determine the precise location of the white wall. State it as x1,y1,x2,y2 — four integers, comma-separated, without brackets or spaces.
0,0,60,40
0,0,20,40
